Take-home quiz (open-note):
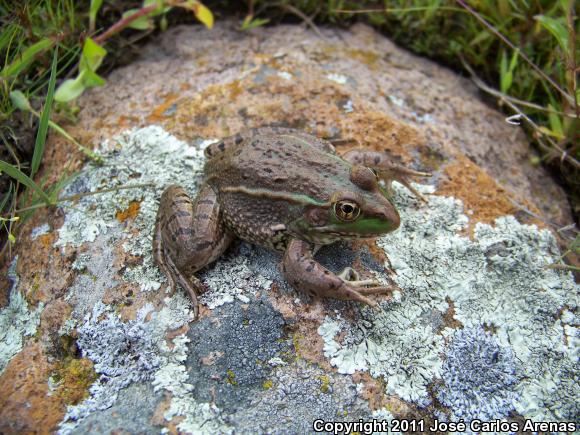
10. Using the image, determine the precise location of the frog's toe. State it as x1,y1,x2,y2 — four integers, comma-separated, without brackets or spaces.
391,175,429,202
337,266,360,281
338,267,391,289
355,285,393,295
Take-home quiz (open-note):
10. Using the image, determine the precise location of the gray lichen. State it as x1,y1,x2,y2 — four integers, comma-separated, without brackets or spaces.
437,327,517,421
59,293,198,434
0,257,44,374
60,302,161,430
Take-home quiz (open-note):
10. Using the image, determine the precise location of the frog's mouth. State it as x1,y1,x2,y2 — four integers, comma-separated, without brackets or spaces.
316,218,399,238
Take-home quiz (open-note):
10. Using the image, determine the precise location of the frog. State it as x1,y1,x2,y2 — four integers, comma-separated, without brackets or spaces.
153,127,429,318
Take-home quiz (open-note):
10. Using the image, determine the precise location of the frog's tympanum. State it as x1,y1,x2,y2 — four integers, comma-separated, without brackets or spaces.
153,127,429,317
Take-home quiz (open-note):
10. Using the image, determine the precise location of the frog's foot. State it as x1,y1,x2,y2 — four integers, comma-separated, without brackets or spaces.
378,165,431,202
282,239,390,308
337,267,393,296
336,266,376,286
162,249,203,319
341,149,431,201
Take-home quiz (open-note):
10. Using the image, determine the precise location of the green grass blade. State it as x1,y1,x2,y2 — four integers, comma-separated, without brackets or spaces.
90,0,103,31
0,38,53,79
0,161,52,205
0,183,13,213
31,45,58,178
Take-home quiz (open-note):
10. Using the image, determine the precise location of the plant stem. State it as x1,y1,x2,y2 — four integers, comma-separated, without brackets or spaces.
93,4,160,45
456,0,574,105
12,183,155,214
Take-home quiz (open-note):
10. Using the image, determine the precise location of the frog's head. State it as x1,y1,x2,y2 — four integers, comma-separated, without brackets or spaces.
288,165,400,244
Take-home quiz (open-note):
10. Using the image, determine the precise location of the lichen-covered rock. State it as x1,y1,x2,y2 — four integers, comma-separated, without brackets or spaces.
0,21,577,434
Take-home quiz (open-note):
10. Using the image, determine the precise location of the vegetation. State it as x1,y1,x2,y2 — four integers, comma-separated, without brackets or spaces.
0,0,578,266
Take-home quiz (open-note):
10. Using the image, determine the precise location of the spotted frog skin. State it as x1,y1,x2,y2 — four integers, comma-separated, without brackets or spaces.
153,127,429,317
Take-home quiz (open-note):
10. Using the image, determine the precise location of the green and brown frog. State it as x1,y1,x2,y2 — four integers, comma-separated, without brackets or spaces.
153,127,429,317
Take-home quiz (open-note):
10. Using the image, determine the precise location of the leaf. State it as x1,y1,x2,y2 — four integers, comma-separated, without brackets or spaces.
0,184,13,213
90,0,103,31
80,37,107,73
122,8,154,30
192,2,214,29
499,50,518,94
537,126,565,140
500,51,509,93
0,161,52,205
547,104,564,138
81,68,106,87
54,76,86,102
534,15,569,52
160,15,168,31
470,29,492,46
1,38,53,79
56,38,107,102
241,16,270,31
54,68,106,103
143,0,171,13
31,46,58,179
9,90,32,111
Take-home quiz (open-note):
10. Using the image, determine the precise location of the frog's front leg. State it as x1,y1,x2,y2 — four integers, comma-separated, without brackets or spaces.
342,150,431,201
153,184,233,317
281,239,390,307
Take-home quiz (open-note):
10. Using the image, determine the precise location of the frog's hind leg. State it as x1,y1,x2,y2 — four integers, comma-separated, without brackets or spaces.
341,149,431,201
153,184,233,318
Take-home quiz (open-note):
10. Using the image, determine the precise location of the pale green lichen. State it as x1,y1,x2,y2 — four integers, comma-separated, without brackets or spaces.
319,183,579,420
0,257,44,374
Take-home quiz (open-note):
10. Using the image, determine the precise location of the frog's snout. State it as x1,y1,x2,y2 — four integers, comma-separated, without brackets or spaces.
381,205,400,232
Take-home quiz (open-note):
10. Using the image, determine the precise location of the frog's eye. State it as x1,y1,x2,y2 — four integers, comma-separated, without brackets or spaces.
334,200,361,221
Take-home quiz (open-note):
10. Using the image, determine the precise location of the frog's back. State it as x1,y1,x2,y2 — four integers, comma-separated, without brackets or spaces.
204,131,349,202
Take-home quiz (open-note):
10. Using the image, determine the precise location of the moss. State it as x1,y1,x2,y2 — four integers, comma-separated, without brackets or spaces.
54,358,98,405
346,48,380,70
226,369,237,386
262,379,273,390
318,375,330,393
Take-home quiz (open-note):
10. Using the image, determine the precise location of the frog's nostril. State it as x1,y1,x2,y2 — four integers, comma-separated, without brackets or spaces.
381,207,400,230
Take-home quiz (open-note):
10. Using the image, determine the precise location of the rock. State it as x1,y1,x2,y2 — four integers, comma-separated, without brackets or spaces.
0,22,577,434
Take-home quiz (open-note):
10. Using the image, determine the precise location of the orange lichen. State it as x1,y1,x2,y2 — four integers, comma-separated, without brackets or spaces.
116,200,141,222
227,80,243,101
352,372,387,411
15,210,74,305
53,358,98,405
146,93,180,124
116,114,140,128
0,343,65,433
436,156,520,234
441,297,463,331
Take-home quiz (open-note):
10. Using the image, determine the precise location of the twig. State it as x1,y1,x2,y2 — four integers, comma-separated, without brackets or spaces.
278,3,327,41
12,183,155,214
506,196,576,238
462,59,580,170
565,0,579,119
456,0,574,106
333,6,467,14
